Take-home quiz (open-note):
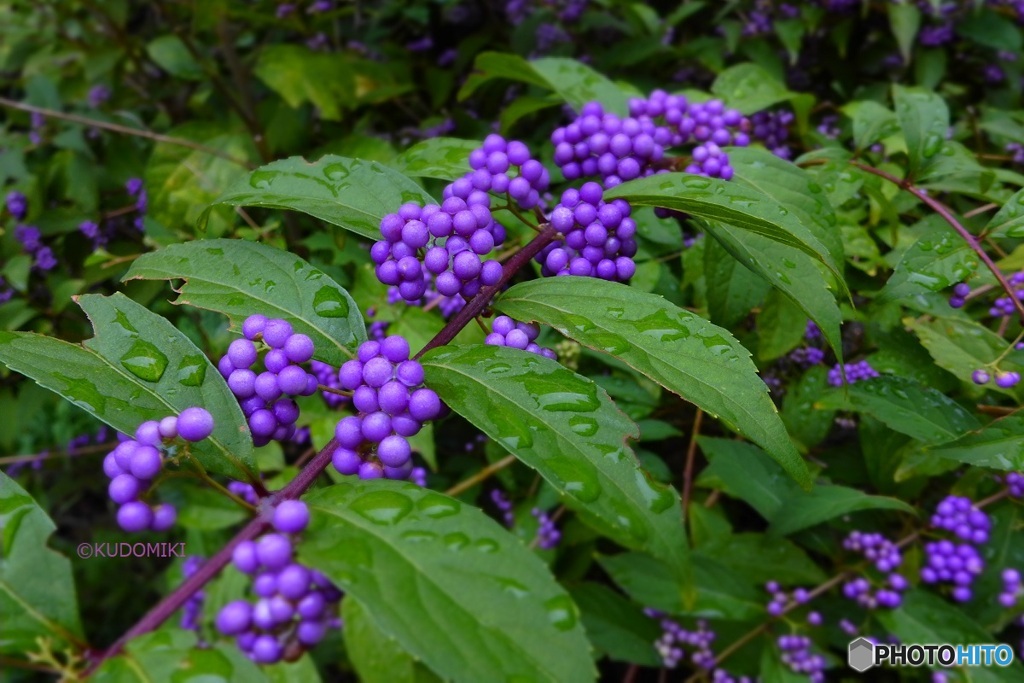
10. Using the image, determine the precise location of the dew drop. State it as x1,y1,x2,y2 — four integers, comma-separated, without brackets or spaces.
313,286,351,319
349,490,413,525
120,341,169,382
177,355,207,387
544,595,578,632
416,492,461,519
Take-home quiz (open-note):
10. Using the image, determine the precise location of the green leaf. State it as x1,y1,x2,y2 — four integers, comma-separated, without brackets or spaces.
699,533,828,585
198,155,435,240
529,57,631,115
0,293,255,478
781,367,836,451
728,147,846,280
598,552,762,619
343,598,441,683
770,488,914,537
985,187,1024,239
0,471,83,656
925,416,1024,471
892,85,949,176
458,52,629,115
604,172,841,279
757,288,811,362
496,278,809,486
957,9,1023,51
880,218,979,301
391,138,477,181
888,3,921,64
877,590,1024,683
700,206,843,363
704,233,770,329
816,376,980,444
124,239,365,367
92,630,268,682
699,438,914,535
711,63,795,114
569,583,661,666
145,35,202,80
299,481,596,683
841,100,901,151
421,344,688,574
253,45,354,120
907,316,1024,398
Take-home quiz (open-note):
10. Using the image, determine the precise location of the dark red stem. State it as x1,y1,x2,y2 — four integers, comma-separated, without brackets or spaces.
851,161,1024,322
415,223,558,359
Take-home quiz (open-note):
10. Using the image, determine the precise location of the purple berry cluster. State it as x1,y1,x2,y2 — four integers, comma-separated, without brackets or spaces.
553,101,671,187
531,507,561,549
789,346,825,367
332,336,442,480
827,360,879,387
229,480,260,505
629,92,750,179
219,315,316,446
948,282,971,308
750,109,795,159
931,495,990,544
920,495,992,602
386,278,466,319
467,134,551,210
491,489,515,527
218,501,341,664
181,556,206,634
644,610,716,670
103,407,214,532
484,316,558,359
536,182,637,281
1005,472,1024,497
13,224,56,272
311,360,350,409
972,368,1021,388
125,178,147,231
1000,568,1021,608
372,199,504,303
987,272,1024,317
921,539,984,602
777,634,826,683
764,580,809,616
840,532,907,609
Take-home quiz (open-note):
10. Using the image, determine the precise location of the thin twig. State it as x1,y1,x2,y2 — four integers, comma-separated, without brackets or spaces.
0,98,253,168
445,455,517,497
680,409,704,520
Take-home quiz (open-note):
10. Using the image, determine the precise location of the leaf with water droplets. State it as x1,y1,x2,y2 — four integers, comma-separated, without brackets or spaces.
924,416,1024,471
300,480,596,683
0,293,255,479
817,375,980,444
985,186,1024,240
125,239,364,366
604,172,842,281
704,221,844,364
421,343,688,577
841,100,901,151
892,85,949,176
881,215,979,301
391,137,478,181
497,278,811,487
198,155,435,239
907,316,1024,399
0,471,84,656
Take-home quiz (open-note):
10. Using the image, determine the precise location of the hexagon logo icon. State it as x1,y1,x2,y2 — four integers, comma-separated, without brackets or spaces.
848,637,875,673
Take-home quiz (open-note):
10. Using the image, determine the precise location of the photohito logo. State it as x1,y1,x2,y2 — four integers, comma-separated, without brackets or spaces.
848,638,1015,672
